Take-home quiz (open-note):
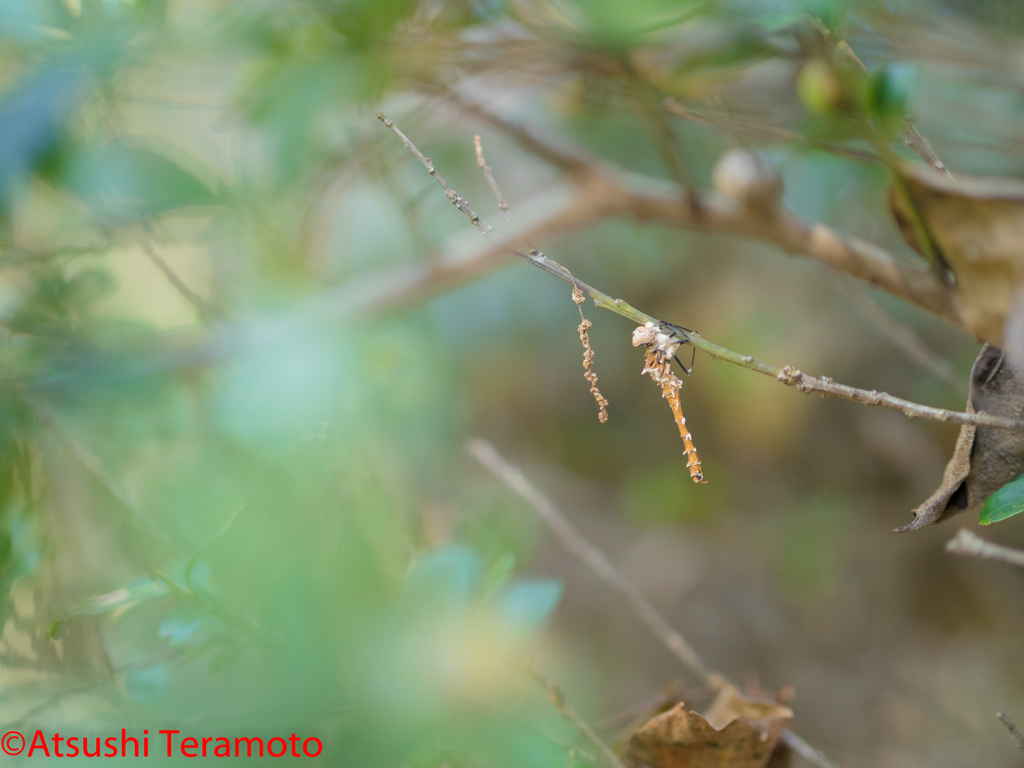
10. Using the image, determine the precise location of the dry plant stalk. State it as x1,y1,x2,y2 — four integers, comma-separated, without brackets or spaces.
632,323,705,483
548,257,609,423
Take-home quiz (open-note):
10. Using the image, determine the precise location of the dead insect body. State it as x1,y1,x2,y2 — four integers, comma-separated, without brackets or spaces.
632,322,706,484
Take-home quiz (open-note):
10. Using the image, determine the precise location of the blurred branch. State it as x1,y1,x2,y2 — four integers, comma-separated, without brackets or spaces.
376,112,490,234
810,19,948,175
524,660,628,768
946,529,1024,568
138,232,220,325
620,181,957,322
4,370,178,552
663,98,882,166
997,713,1024,751
439,91,592,173
474,135,513,222
469,439,711,683
832,278,967,391
468,439,843,768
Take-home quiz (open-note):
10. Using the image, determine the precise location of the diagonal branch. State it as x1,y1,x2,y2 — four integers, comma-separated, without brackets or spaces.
525,660,628,768
946,529,1024,567
467,439,844,768
997,713,1024,752
377,112,490,234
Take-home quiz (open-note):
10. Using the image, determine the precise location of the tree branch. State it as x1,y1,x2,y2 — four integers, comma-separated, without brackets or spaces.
376,112,491,234
525,660,628,768
946,529,1024,567
468,438,843,768
420,99,958,322
997,712,1024,752
366,115,999,436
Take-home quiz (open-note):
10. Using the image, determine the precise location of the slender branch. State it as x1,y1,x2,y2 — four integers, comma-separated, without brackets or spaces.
474,135,513,222
439,90,591,173
997,713,1024,752
946,529,1024,568
525,660,628,768
775,366,1023,430
468,439,711,683
138,232,219,325
810,19,948,175
620,183,957,323
468,439,843,768
376,112,490,234
523,248,1016,432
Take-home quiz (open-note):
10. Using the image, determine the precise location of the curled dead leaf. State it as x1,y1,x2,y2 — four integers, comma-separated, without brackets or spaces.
898,344,1024,531
624,683,792,768
889,163,1024,350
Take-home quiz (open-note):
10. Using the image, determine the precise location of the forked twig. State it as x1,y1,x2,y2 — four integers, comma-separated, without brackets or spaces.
946,529,1024,568
525,660,628,768
376,112,490,234
468,438,843,768
998,712,1024,752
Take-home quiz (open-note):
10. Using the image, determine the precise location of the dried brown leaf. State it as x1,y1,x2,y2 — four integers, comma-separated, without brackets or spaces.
899,344,1024,531
624,683,792,768
889,163,1024,349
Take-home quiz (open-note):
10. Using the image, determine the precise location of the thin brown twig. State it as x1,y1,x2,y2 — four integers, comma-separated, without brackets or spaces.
946,529,1024,568
997,713,1024,752
774,366,1016,430
376,112,490,234
468,439,843,768
468,439,713,685
525,660,628,768
474,135,513,222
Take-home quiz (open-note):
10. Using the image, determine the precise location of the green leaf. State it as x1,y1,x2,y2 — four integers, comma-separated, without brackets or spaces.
125,663,169,703
493,579,564,640
404,545,482,607
477,550,517,605
980,473,1024,525
44,137,220,217
159,607,206,647
50,577,168,639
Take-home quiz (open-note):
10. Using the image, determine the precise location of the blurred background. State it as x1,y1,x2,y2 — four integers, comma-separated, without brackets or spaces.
1,0,1024,765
